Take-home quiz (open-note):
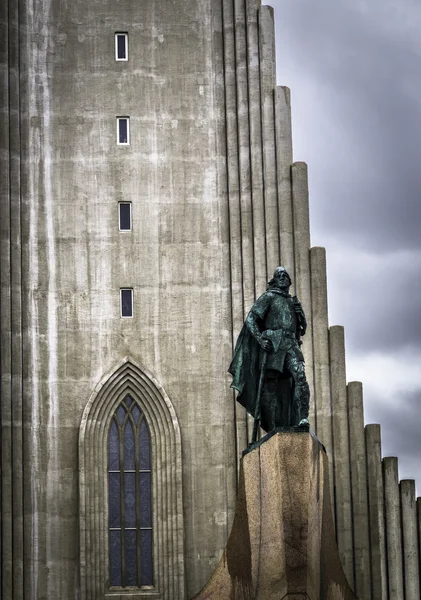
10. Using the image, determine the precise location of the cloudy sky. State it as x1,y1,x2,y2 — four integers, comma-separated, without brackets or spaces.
269,0,421,487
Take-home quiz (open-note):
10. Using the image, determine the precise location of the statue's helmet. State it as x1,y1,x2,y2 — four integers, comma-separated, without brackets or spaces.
268,266,292,288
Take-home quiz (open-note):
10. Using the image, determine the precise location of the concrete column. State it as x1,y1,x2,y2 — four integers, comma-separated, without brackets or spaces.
309,246,334,504
1,0,24,597
418,498,421,581
275,86,294,275
10,4,24,597
234,0,255,313
291,163,314,427
222,0,248,455
365,424,387,600
383,456,404,600
400,480,420,600
0,21,13,593
329,326,353,587
291,163,310,295
246,0,266,294
258,5,279,274
347,382,371,599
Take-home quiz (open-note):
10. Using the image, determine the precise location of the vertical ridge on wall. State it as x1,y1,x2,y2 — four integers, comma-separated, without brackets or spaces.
258,5,279,275
347,382,371,599
234,0,255,314
222,0,248,454
383,456,404,600
246,0,266,295
417,497,421,582
365,424,387,600
309,247,334,506
400,479,420,600
9,0,24,595
275,86,294,276
329,326,353,585
291,162,315,427
0,0,13,593
1,0,24,596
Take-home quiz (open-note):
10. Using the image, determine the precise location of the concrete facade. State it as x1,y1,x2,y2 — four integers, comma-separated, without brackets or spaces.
1,0,421,599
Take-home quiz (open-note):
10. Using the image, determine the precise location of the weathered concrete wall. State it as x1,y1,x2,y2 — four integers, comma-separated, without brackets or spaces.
5,0,236,597
2,0,421,598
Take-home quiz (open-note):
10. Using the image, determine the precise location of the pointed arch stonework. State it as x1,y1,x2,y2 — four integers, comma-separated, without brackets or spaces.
79,357,185,600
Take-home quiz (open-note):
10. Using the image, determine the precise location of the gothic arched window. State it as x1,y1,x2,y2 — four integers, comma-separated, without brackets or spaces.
108,395,153,588
80,358,185,600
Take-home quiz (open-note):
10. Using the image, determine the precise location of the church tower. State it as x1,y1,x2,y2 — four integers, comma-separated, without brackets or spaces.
1,0,420,598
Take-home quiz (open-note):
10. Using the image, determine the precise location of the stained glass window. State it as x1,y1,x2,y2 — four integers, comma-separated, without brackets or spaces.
108,395,153,588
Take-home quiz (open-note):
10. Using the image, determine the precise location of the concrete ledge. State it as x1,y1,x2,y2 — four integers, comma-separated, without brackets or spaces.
191,432,357,600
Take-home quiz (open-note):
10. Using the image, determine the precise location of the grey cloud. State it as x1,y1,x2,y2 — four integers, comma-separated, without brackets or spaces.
365,389,421,486
325,248,421,353
269,0,421,488
272,0,421,251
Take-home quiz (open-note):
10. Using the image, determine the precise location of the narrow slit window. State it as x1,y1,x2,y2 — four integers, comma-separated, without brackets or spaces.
115,33,128,61
120,289,133,318
119,203,132,231
117,117,130,145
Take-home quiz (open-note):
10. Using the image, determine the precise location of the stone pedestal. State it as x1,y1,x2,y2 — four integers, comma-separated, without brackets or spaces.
191,431,357,600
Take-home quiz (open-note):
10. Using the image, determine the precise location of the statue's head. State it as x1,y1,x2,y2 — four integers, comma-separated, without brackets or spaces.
268,266,292,290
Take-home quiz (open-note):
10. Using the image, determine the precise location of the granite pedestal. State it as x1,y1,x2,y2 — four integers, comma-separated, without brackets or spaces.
191,431,357,600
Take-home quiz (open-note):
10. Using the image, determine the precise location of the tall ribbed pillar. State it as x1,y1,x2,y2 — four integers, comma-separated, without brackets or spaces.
365,424,387,600
418,498,421,580
0,32,13,591
400,480,420,600
246,0,266,294
1,0,24,597
258,5,279,274
222,0,247,455
347,382,371,599
329,326,353,586
234,0,255,314
291,163,315,427
309,246,334,505
383,456,404,600
291,163,309,295
275,86,294,276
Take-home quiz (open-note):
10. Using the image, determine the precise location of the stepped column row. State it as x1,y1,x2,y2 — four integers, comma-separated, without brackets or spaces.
222,4,421,600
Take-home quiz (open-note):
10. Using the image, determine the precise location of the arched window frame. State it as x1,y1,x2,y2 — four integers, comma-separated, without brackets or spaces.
79,357,185,600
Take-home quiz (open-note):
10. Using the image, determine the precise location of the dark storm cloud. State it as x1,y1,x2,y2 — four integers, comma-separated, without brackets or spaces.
325,245,421,352
364,388,421,485
270,0,421,486
272,0,421,252
270,0,421,350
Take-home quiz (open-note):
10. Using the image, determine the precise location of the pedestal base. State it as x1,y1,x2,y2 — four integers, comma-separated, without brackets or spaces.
191,432,357,600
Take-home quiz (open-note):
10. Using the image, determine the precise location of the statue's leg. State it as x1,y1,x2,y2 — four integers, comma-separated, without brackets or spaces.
260,370,282,431
284,353,310,424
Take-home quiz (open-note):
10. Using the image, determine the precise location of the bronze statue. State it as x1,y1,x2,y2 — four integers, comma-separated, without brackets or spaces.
229,267,310,441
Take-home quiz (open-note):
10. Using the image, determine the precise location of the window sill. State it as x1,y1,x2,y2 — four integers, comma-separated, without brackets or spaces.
106,588,159,598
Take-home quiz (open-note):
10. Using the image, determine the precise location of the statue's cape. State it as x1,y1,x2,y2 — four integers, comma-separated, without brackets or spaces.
228,324,261,419
228,324,294,431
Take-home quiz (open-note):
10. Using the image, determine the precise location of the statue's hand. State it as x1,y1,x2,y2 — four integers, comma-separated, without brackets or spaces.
260,333,274,352
292,297,304,316
261,339,273,352
293,297,307,335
